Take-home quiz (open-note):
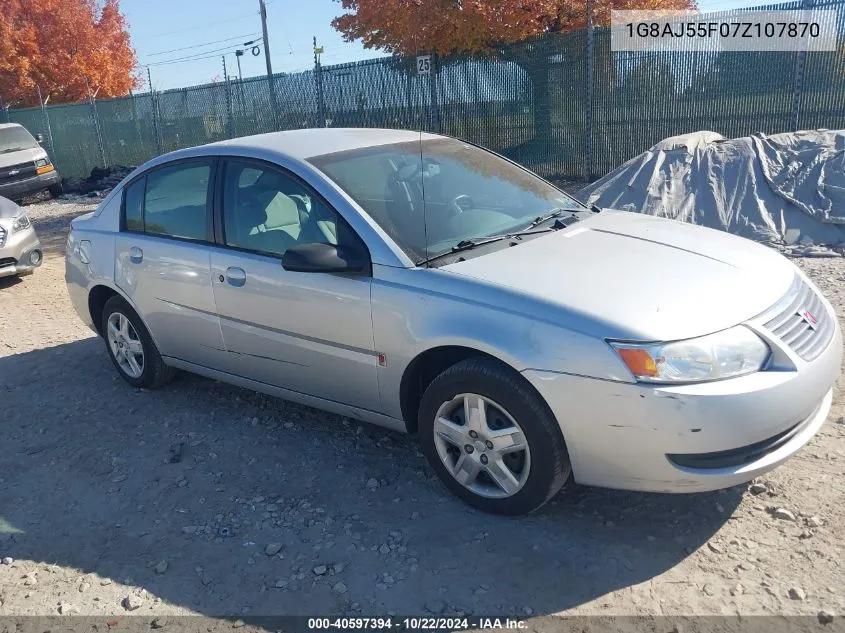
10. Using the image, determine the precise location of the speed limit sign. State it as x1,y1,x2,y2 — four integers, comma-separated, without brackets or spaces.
416,54,431,75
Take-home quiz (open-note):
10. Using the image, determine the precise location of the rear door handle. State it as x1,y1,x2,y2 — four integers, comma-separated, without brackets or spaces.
129,246,143,264
225,266,246,287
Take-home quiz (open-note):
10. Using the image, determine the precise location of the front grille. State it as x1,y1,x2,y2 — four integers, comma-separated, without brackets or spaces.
0,225,6,248
762,276,834,362
0,257,16,268
0,160,36,185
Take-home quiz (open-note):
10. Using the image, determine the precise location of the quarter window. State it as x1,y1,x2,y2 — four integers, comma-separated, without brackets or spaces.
123,179,144,232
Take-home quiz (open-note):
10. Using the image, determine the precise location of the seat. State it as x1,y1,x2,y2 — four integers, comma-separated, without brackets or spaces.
262,192,304,239
234,190,296,255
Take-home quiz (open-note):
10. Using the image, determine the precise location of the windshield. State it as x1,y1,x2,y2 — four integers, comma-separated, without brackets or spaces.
309,138,584,263
0,126,39,154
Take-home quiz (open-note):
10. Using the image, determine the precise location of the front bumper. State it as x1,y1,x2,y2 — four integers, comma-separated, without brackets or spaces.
0,226,43,278
0,170,60,200
524,310,841,493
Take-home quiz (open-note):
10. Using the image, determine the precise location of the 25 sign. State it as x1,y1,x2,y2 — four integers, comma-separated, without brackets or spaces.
416,54,432,75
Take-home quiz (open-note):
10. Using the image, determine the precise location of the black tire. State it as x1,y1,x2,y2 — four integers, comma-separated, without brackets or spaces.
48,183,63,198
418,357,571,516
101,295,175,389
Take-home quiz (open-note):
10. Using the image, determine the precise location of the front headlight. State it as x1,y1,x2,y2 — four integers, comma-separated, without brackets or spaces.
610,326,770,384
35,158,54,175
11,213,31,233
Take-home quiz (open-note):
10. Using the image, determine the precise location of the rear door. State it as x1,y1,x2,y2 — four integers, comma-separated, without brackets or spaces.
115,158,226,368
207,157,380,412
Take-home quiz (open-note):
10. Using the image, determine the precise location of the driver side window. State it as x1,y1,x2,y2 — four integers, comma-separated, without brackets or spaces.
222,160,343,258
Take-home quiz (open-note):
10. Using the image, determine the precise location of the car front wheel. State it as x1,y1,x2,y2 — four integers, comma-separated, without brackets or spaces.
101,295,175,389
418,358,571,516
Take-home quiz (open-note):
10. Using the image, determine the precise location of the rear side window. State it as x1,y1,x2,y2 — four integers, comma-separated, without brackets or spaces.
123,179,144,231
122,160,212,241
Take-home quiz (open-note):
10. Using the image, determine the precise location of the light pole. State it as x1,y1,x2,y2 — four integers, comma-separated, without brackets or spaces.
235,49,244,83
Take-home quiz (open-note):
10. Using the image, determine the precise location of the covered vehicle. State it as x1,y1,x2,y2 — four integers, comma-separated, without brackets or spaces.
0,123,62,201
65,129,840,515
578,130,845,253
0,196,43,278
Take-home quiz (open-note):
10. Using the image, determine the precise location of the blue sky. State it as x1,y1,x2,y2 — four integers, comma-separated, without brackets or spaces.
123,0,772,91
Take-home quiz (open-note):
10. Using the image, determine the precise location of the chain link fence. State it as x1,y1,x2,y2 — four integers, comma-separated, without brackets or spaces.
3,0,844,182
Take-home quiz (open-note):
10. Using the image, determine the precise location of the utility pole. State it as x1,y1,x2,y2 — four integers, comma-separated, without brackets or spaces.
259,0,280,127
259,0,273,77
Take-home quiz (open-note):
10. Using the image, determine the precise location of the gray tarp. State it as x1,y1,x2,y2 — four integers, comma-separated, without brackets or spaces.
577,130,845,252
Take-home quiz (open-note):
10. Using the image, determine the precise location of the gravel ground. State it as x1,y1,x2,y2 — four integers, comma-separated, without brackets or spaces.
0,197,843,629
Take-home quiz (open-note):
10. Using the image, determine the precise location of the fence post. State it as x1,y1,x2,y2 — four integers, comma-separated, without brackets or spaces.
790,0,814,132
428,51,442,133
85,77,108,168
147,67,164,155
223,56,236,138
405,67,413,128
36,85,56,160
584,0,595,182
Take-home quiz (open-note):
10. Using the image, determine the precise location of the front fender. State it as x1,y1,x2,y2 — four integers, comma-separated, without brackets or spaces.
371,265,633,420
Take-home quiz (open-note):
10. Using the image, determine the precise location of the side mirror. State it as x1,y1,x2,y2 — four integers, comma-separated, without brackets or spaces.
282,242,368,274
35,133,44,144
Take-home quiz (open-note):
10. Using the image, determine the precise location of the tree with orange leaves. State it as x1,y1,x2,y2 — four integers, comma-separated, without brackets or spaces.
0,0,138,108
333,0,696,138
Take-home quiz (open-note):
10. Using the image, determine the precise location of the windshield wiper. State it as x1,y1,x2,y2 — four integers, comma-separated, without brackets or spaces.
416,210,584,267
417,236,512,266
527,208,567,228
0,148,28,154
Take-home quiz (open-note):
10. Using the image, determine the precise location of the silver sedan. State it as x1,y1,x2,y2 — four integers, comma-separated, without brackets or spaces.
0,196,43,279
65,129,841,515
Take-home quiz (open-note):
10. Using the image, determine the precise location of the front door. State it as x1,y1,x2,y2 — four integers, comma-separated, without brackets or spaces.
115,158,226,368
208,158,380,412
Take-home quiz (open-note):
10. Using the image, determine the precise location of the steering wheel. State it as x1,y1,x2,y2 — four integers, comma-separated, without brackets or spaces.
449,194,474,216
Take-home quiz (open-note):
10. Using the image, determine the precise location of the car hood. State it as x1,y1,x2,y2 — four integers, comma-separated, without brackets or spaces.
443,210,796,341
0,195,23,219
0,146,47,169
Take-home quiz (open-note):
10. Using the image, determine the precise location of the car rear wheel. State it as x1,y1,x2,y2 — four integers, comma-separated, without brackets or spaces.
418,357,571,515
101,295,175,389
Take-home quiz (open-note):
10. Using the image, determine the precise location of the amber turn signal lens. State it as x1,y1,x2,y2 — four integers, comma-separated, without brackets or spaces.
36,164,55,175
616,348,660,378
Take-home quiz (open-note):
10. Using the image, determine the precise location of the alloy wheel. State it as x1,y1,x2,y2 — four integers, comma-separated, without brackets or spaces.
432,393,531,499
106,312,145,379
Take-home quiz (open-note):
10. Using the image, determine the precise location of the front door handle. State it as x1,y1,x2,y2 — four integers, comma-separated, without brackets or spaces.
225,266,247,287
129,246,143,264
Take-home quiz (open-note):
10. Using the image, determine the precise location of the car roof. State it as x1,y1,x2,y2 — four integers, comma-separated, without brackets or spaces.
205,128,443,161
0,123,25,130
